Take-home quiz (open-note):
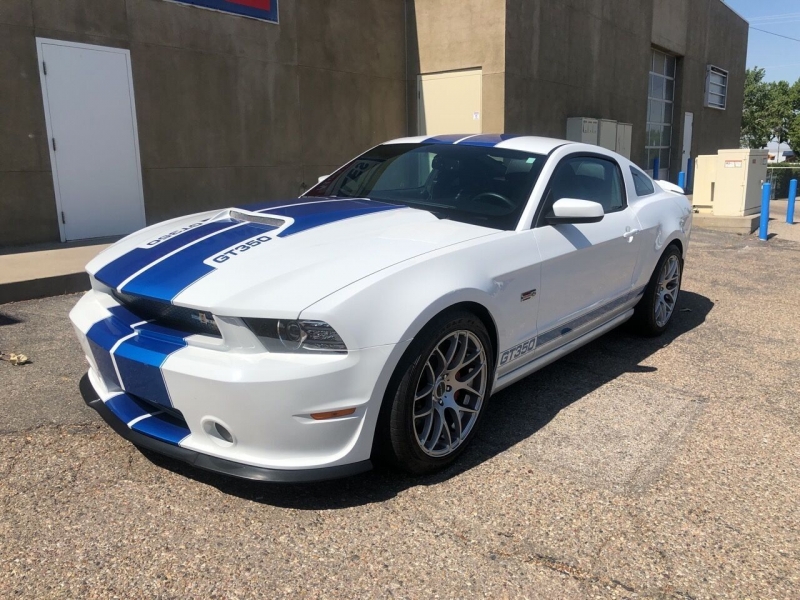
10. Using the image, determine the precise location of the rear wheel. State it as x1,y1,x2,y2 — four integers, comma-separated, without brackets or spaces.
633,244,683,336
380,311,493,475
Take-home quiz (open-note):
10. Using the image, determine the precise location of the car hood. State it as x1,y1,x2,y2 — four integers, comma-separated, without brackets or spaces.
89,197,498,317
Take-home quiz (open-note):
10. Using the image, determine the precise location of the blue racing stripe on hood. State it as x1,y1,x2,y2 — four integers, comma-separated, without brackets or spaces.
94,220,234,289
119,223,276,302
458,134,521,147
237,197,335,213
117,199,403,303
268,199,404,237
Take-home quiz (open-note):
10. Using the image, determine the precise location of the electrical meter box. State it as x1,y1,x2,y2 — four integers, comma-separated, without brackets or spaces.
598,120,618,151
615,123,632,159
692,155,716,214
691,149,768,216
566,118,598,145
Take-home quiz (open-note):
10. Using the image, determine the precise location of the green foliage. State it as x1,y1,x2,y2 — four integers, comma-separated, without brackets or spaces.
741,68,772,149
741,68,800,154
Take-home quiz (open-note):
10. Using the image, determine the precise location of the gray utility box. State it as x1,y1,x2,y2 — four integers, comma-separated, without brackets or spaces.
598,119,617,151
566,117,598,145
615,123,632,159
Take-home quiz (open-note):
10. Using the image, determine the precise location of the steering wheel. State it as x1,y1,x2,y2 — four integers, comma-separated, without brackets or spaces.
471,192,515,211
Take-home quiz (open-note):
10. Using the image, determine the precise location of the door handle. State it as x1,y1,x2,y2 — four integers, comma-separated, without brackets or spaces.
623,229,640,239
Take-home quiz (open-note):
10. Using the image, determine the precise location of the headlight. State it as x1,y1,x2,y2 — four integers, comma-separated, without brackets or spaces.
243,318,347,354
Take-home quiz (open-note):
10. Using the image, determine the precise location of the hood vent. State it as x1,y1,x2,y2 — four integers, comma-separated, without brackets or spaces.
229,210,286,228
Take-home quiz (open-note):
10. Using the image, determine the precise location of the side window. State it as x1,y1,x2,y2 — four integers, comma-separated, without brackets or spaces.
542,156,626,221
630,166,656,196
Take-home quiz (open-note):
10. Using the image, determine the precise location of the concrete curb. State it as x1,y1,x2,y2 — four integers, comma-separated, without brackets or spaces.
0,272,90,305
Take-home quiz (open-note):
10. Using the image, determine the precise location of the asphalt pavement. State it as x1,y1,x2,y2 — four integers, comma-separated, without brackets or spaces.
1,226,798,599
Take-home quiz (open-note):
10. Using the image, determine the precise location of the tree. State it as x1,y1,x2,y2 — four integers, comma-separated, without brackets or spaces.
767,80,797,151
741,67,773,149
787,81,800,158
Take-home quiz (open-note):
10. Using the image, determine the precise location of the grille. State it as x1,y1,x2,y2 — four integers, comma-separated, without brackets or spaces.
113,291,221,337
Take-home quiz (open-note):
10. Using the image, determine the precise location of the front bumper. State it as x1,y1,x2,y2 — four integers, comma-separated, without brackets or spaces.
79,374,371,482
70,290,403,479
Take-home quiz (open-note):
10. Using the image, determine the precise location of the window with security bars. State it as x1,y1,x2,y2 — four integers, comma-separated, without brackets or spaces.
645,49,676,174
705,66,728,110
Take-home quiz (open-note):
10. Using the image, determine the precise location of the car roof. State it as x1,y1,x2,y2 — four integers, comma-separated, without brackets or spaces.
383,134,575,155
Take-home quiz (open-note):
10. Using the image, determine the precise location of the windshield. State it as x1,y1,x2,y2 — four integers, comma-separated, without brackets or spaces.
306,143,546,230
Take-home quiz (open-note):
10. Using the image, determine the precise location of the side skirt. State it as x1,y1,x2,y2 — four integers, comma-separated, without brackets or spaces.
491,309,634,394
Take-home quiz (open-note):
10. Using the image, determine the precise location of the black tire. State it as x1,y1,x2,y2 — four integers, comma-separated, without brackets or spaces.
376,310,494,475
633,244,683,336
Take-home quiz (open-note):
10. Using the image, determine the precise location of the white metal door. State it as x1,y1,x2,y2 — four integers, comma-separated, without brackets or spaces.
418,69,482,136
681,112,694,175
37,39,146,242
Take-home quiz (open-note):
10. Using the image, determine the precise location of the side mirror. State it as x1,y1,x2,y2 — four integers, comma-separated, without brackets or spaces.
317,174,329,184
546,198,604,225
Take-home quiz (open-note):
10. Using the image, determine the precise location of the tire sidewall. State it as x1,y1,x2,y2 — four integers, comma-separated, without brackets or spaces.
385,311,494,473
640,245,683,335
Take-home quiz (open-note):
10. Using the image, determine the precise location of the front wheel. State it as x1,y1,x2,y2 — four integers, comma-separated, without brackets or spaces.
380,311,493,475
633,244,683,336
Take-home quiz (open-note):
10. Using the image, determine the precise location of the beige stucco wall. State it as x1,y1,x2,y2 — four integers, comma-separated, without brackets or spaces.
406,0,506,135
0,0,408,247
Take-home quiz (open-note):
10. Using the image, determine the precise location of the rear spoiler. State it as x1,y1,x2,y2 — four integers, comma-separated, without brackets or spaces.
657,180,685,195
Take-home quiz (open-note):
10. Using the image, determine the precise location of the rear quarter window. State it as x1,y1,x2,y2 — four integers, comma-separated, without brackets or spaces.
631,167,656,196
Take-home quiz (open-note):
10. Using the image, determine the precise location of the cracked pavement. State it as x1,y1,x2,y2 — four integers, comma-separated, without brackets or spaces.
1,226,799,599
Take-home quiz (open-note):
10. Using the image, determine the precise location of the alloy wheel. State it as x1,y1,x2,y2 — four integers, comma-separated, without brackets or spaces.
655,254,681,327
412,331,487,457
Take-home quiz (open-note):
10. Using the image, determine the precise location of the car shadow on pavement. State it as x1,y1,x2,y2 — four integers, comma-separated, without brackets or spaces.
141,290,714,510
0,312,23,326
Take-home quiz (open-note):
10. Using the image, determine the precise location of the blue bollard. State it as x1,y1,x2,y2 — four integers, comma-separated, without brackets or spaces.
653,157,660,181
788,179,797,225
687,157,693,193
678,171,686,190
759,182,771,241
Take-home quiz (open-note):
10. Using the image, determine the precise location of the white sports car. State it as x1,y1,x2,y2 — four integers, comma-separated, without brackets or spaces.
71,134,692,481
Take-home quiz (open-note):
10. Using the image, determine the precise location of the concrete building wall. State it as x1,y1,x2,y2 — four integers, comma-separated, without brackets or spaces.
504,0,653,166
0,0,407,248
504,0,747,181
669,0,748,176
0,0,747,248
406,0,506,135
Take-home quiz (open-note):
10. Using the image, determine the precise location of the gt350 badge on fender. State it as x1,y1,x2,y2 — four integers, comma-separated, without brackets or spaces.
500,336,537,366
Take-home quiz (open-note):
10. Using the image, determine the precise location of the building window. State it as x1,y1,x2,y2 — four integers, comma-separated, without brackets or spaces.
646,49,676,174
705,66,728,110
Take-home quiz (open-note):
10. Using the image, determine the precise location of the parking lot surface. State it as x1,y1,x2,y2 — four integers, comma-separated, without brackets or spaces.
1,227,798,599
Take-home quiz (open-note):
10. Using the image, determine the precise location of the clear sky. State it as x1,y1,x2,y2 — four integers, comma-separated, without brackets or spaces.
725,0,800,82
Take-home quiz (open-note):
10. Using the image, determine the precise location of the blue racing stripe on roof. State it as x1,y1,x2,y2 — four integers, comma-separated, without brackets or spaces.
459,134,521,147
94,220,234,289
119,223,275,302
422,134,470,144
